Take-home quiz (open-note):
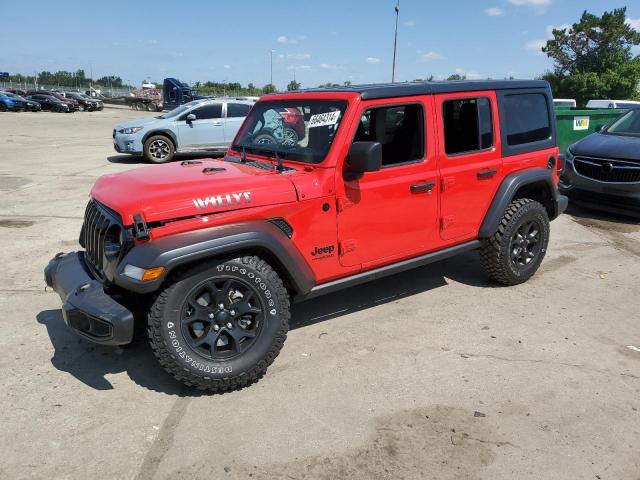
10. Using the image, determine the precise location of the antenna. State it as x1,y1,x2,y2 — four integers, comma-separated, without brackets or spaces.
274,150,284,172
392,0,400,83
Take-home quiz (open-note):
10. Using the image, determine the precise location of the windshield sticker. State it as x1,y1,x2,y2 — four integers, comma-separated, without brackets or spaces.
308,111,341,128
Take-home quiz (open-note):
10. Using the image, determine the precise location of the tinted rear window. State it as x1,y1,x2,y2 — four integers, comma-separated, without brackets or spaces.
503,93,551,145
228,103,251,118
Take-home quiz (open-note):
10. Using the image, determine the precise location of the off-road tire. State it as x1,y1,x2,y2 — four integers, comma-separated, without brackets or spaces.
143,134,175,163
479,198,550,285
148,255,291,392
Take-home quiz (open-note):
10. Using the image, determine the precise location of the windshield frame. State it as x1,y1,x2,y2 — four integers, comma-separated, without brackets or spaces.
157,100,201,119
231,98,349,165
603,108,640,138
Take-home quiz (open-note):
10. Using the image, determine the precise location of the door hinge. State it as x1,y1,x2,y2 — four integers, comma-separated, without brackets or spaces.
339,240,357,256
336,197,355,213
441,177,455,192
440,215,455,230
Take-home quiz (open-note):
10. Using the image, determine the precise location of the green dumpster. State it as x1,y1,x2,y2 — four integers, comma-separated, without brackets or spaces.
555,108,626,154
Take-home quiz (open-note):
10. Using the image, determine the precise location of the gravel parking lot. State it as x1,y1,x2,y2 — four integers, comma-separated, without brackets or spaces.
1,108,639,480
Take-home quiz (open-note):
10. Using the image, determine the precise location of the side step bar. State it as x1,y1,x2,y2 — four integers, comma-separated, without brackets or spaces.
297,240,481,301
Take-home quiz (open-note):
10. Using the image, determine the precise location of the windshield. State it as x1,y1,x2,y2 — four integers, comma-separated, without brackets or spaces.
232,99,348,164
615,102,640,109
605,109,640,137
157,101,200,119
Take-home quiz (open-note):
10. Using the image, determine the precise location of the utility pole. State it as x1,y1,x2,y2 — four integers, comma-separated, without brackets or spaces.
392,0,400,83
270,50,275,86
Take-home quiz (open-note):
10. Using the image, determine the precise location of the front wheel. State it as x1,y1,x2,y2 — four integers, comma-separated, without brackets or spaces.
143,135,175,163
148,256,291,392
479,198,550,285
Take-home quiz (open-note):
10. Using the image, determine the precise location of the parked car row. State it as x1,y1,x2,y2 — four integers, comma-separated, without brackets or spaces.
0,89,104,113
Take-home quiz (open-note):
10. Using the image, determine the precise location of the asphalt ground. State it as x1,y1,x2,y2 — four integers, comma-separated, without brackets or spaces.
1,107,639,480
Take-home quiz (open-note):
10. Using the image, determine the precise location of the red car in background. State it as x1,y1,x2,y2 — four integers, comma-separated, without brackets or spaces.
278,107,306,141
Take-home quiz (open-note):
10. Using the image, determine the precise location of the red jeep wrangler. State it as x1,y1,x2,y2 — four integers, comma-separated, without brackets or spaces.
45,80,567,391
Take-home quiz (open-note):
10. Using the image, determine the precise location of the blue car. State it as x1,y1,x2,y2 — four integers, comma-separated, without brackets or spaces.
0,92,28,112
113,98,254,163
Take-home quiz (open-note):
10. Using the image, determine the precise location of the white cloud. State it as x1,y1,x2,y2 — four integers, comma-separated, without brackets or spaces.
524,39,546,54
320,63,338,69
223,64,231,69
287,53,311,60
508,0,551,6
366,57,381,65
297,35,308,41
421,51,443,61
147,39,158,45
627,18,640,31
484,7,504,16
276,36,298,44
404,20,416,27
546,23,571,36
287,65,312,71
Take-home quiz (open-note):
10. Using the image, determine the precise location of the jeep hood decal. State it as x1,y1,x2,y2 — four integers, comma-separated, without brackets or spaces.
91,159,298,225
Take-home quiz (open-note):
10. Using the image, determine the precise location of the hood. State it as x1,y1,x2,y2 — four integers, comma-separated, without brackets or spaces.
571,132,640,162
91,159,298,225
115,116,161,130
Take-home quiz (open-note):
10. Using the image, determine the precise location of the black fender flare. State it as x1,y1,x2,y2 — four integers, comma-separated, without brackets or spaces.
478,168,567,238
113,221,315,295
142,129,178,148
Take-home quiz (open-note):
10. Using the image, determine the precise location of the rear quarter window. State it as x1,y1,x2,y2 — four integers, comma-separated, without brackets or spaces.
498,89,555,156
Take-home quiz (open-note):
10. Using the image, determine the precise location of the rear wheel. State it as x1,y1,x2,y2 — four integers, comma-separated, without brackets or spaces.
479,198,550,285
146,103,156,112
0,104,7,112
143,135,175,163
148,255,291,392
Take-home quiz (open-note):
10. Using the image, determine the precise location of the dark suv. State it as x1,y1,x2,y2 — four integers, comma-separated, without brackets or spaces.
45,80,567,392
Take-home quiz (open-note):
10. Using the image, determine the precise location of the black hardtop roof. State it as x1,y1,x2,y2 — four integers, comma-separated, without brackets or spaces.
299,80,549,100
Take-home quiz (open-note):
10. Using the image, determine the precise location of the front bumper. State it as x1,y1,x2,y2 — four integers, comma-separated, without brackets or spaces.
113,132,143,154
559,156,640,216
44,252,134,345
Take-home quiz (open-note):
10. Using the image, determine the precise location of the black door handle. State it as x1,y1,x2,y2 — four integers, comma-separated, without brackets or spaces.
410,181,436,193
477,169,497,179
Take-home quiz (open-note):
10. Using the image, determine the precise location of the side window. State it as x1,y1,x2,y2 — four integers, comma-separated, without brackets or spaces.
502,93,551,145
227,103,251,118
169,90,176,101
443,98,493,155
353,104,424,166
192,104,222,120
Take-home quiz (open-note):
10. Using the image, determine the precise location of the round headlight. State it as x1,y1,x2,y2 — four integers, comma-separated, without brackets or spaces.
104,224,123,259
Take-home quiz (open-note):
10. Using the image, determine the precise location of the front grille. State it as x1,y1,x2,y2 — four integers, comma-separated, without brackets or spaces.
82,200,122,280
574,156,640,183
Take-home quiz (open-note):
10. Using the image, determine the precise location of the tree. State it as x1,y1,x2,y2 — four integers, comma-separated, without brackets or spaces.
262,83,277,94
446,74,466,81
542,7,640,105
343,80,352,86
286,80,301,91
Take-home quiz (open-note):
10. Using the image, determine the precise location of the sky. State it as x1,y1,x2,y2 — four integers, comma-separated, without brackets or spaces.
2,0,640,89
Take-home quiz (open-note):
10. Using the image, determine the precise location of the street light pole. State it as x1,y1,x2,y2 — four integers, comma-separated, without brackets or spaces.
392,0,400,83
270,50,275,86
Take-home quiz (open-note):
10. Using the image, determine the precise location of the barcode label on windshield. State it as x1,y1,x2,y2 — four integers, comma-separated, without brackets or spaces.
308,111,341,128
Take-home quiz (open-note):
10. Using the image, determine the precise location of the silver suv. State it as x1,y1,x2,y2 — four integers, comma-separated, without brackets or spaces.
113,98,254,163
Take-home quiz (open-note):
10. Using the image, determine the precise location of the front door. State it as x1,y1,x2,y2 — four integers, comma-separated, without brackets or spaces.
176,103,225,150
336,98,439,268
435,91,502,241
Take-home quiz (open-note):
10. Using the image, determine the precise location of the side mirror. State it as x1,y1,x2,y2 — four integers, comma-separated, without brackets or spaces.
186,113,196,123
346,141,382,174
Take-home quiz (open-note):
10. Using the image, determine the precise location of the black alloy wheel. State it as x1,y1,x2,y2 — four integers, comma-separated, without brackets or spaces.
181,277,264,360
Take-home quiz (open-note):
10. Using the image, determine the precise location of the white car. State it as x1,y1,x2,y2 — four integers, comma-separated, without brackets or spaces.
585,99,640,109
113,98,254,163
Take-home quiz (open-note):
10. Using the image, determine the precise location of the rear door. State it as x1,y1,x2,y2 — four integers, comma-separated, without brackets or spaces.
435,91,502,241
175,103,224,149
223,103,252,144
